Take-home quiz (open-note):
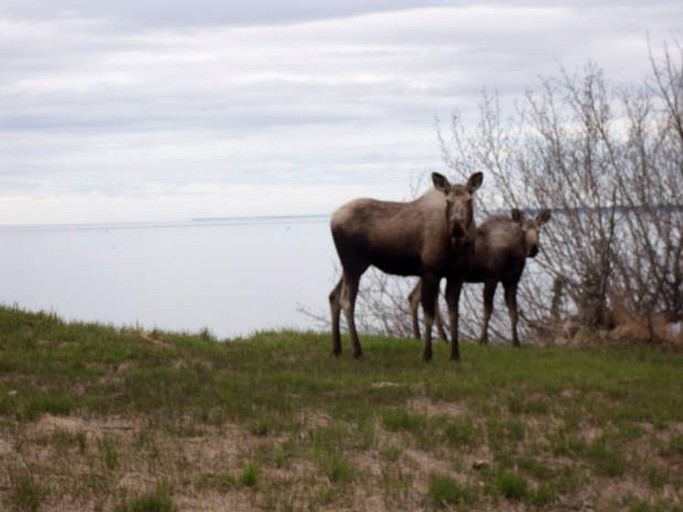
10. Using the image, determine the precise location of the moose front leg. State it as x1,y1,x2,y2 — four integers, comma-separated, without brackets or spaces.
504,281,520,348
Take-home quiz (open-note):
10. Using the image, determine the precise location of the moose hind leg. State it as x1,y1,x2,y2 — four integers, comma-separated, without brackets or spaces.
341,272,363,358
480,281,497,345
408,282,422,339
420,276,439,362
329,278,343,356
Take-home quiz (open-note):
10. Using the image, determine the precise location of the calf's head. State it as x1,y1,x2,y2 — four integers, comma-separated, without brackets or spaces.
432,172,484,242
511,208,552,258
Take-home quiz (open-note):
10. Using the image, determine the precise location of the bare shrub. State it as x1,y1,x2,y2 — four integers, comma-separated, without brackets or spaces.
437,41,682,344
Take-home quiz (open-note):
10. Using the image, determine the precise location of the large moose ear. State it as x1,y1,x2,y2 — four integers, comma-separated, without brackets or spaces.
511,208,524,224
467,172,483,193
431,172,451,194
536,209,552,226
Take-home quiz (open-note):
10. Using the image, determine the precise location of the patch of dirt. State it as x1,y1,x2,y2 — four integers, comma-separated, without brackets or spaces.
135,331,175,350
297,409,333,430
406,397,467,417
28,414,138,437
404,448,452,476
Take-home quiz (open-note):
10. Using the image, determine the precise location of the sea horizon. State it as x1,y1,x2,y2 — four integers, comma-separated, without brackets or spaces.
0,213,331,233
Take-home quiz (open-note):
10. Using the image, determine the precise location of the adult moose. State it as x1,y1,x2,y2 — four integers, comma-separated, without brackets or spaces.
329,172,483,362
408,208,552,347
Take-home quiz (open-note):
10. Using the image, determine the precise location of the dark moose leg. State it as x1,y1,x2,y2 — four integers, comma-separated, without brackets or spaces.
408,282,422,339
329,278,343,356
420,276,439,362
341,272,363,358
504,281,520,347
445,279,463,362
480,280,497,345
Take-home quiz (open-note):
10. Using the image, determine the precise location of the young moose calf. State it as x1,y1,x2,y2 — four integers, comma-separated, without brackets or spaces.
408,208,552,347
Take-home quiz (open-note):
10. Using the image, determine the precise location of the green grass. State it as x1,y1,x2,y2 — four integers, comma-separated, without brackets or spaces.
0,305,681,510
428,474,477,509
494,470,529,500
9,473,45,512
239,462,260,488
114,486,175,512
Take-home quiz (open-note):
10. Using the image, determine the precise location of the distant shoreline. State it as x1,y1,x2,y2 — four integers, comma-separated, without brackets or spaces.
2,203,679,232
0,214,330,232
191,213,328,223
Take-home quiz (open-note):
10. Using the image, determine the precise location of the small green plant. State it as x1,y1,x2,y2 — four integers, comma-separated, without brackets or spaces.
98,436,120,471
115,487,175,512
248,415,273,437
240,462,260,488
443,417,476,446
588,438,625,478
381,409,423,434
551,432,587,458
198,328,215,342
10,473,45,512
429,474,476,509
531,483,558,507
326,455,354,484
495,471,528,501
274,443,294,469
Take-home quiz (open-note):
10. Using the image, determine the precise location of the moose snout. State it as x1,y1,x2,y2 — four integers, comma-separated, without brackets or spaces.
450,222,466,239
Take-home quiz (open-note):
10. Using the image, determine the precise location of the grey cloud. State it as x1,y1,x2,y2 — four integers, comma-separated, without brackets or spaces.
1,0,456,27
2,0,667,28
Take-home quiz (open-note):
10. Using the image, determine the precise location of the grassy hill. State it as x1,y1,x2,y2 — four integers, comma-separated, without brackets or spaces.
0,305,681,511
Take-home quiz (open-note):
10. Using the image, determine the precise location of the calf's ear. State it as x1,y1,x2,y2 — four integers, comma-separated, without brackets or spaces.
511,208,524,224
536,209,552,225
432,172,451,194
467,172,483,192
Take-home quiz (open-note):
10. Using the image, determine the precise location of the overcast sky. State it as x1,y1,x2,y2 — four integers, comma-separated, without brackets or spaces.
1,1,680,225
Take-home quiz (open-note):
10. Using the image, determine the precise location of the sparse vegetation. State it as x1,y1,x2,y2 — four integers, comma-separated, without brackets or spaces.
0,305,681,510
494,470,529,501
114,485,175,512
428,474,477,509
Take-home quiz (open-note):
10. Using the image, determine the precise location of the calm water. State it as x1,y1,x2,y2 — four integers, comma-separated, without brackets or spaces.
0,216,339,338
